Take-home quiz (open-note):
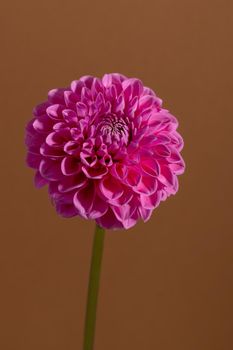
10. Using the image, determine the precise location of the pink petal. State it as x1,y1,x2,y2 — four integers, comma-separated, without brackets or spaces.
58,173,87,192
62,109,78,123
80,75,95,89
33,102,51,117
56,202,78,218
70,80,85,96
40,143,65,158
96,208,124,230
76,102,88,117
73,182,95,218
61,157,81,175
48,88,66,104
64,91,79,108
34,171,48,188
33,115,54,133
140,157,160,177
169,162,185,175
82,166,108,179
99,175,124,200
138,95,155,111
73,182,107,219
138,206,153,222
88,195,108,219
26,152,41,169
64,141,80,155
154,144,171,157
39,159,63,181
134,176,158,195
158,165,175,187
102,74,113,88
111,163,128,180
125,166,141,187
111,204,139,229
46,104,64,120
140,191,161,209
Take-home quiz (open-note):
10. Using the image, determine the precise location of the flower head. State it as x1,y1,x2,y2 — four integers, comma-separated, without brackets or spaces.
25,73,185,229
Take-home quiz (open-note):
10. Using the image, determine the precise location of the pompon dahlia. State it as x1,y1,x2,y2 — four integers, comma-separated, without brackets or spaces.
25,73,185,229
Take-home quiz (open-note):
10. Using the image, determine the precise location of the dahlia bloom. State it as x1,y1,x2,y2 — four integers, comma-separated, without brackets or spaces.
25,73,185,229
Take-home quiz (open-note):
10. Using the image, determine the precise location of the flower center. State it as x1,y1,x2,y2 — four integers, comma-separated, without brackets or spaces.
98,114,129,145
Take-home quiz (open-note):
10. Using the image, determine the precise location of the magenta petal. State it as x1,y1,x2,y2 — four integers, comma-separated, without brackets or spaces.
73,179,108,219
102,74,113,88
96,208,124,230
88,196,108,219
64,91,79,108
73,182,94,218
62,109,78,123
125,166,141,187
33,116,54,133
48,88,66,104
46,104,64,120
134,176,158,195
130,79,143,97
54,192,78,218
108,189,133,207
122,80,132,101
82,166,108,179
64,141,80,155
40,143,65,158
70,80,85,95
138,206,152,222
26,152,41,169
111,163,128,180
167,148,183,163
33,102,51,117
140,191,161,209
111,204,138,229
58,173,87,192
111,203,136,222
76,102,88,117
61,157,81,175
114,94,125,113
99,175,124,200
34,171,48,188
80,75,95,89
56,202,78,218
39,159,63,181
121,213,140,229
154,144,171,157
158,165,175,187
46,131,69,147
138,95,155,111
141,157,160,177
169,162,185,175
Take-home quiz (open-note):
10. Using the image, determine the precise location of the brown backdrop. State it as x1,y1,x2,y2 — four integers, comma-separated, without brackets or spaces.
1,0,233,349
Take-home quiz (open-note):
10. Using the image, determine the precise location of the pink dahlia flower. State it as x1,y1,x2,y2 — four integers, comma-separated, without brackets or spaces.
25,73,185,229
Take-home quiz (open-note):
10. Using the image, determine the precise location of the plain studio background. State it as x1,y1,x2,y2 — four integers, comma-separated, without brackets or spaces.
0,0,232,349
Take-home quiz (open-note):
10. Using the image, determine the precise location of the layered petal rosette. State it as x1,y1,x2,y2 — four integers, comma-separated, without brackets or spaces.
25,73,185,229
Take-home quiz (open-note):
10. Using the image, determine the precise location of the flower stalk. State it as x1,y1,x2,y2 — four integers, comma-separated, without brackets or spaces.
83,224,105,350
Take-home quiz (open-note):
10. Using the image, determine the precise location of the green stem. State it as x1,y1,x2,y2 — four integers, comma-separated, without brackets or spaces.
83,224,105,350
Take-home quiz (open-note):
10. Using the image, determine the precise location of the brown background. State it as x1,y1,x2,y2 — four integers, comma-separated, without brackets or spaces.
1,0,233,349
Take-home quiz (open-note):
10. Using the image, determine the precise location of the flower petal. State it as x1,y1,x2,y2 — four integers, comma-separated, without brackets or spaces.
58,173,87,192
134,176,158,195
140,191,161,209
96,208,124,230
99,175,124,200
61,156,81,175
82,166,108,179
34,171,48,188
39,159,63,181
